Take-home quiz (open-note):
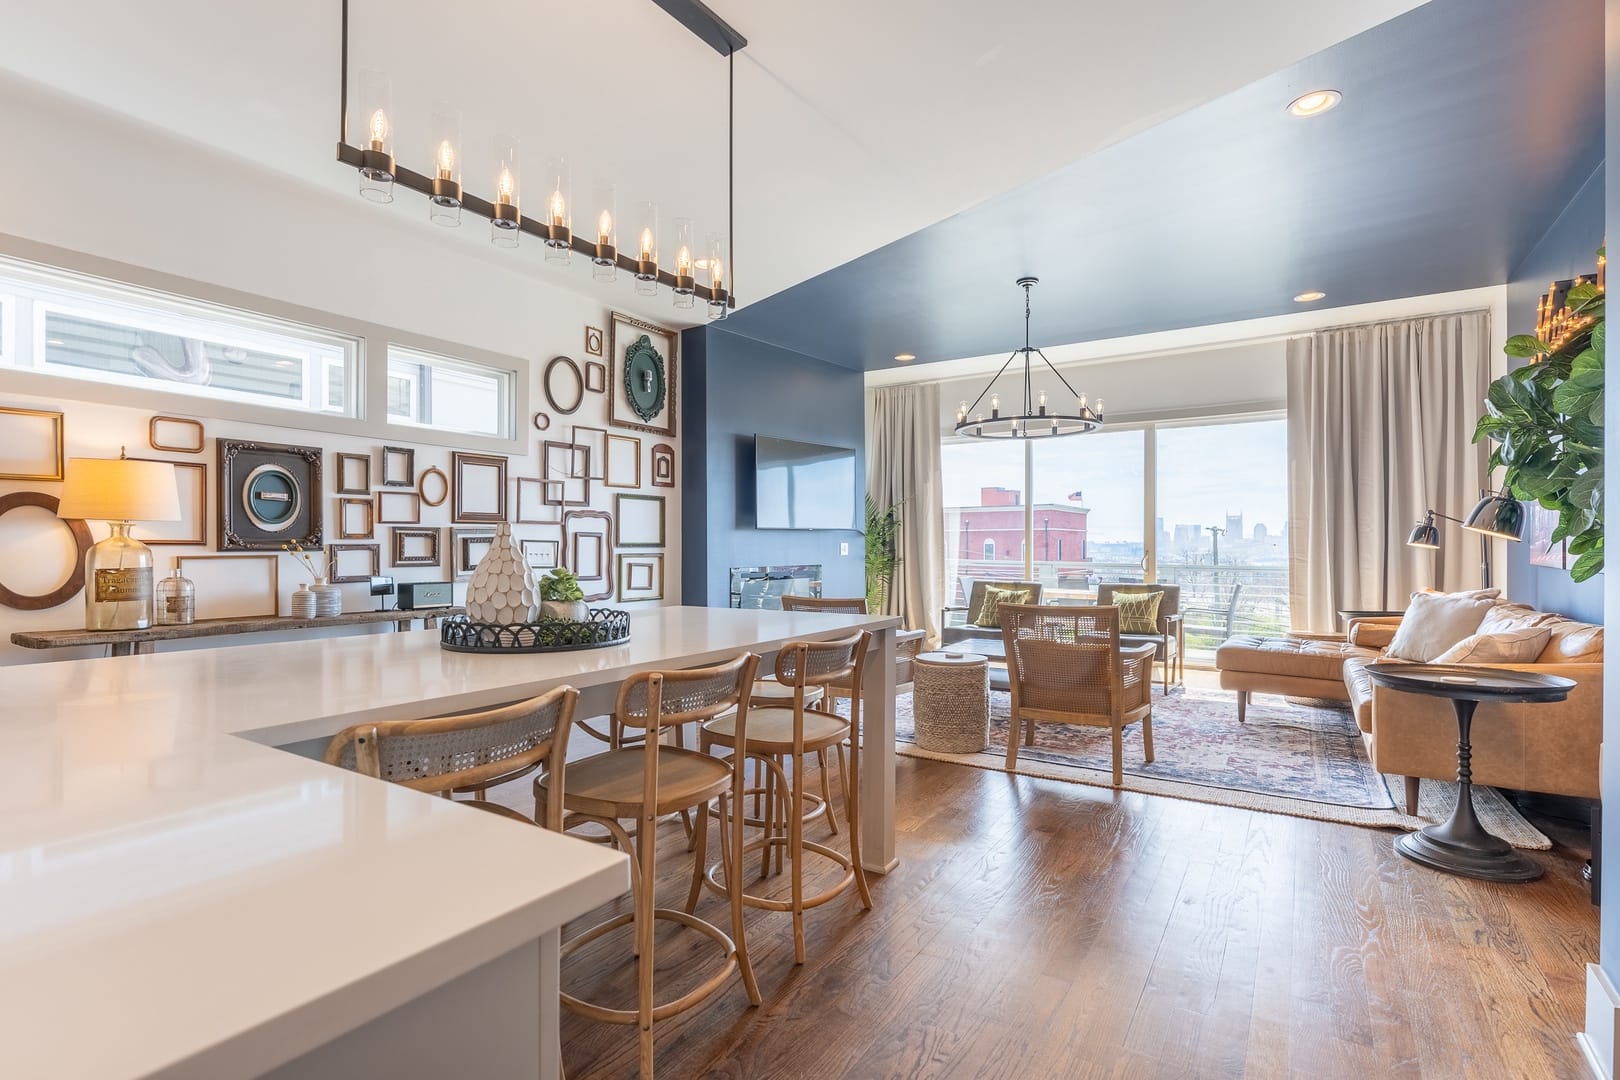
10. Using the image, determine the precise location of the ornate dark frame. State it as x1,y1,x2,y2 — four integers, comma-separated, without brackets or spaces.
563,509,615,603
217,438,323,551
608,310,678,437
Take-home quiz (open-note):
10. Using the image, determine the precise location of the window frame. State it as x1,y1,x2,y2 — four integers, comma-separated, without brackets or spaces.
5,258,359,418
0,246,527,455
383,342,515,441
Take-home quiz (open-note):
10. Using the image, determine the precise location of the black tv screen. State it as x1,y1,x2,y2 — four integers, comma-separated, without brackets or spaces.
754,435,858,530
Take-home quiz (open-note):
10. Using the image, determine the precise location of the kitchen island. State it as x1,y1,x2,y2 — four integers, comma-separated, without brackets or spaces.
0,606,898,1079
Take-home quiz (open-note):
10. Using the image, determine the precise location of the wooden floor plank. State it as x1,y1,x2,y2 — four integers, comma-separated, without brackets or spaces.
486,738,1597,1079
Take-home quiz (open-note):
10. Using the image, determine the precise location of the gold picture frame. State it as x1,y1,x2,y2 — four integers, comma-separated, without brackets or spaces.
0,406,65,481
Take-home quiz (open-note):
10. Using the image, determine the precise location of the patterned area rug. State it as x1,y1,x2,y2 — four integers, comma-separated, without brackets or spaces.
895,686,1551,849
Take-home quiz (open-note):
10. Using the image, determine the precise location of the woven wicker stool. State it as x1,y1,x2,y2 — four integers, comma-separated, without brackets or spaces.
912,651,991,753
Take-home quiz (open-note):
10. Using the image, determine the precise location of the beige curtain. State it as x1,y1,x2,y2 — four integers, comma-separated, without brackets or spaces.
1286,311,1491,633
867,383,944,646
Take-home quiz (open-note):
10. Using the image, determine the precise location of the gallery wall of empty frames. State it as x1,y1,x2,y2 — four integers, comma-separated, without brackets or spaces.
0,283,685,665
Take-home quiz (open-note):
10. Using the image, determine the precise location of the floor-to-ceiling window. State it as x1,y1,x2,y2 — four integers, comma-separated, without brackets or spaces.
1154,418,1289,660
941,413,1289,663
942,439,1026,609
1029,428,1146,596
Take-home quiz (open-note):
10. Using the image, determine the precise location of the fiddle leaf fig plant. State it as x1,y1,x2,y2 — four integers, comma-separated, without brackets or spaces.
1473,250,1605,581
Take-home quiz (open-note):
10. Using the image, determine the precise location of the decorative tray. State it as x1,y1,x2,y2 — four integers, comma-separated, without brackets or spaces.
439,609,631,653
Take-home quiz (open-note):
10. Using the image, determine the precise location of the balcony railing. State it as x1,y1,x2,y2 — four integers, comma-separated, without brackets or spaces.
945,558,1289,664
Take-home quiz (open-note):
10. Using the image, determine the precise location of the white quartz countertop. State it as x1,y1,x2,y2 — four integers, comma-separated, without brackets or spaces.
0,606,897,1079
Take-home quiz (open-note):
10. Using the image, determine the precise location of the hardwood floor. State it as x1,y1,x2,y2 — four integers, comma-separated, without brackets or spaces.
489,749,1597,1079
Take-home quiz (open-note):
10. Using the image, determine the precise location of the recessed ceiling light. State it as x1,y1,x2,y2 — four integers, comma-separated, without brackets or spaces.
1294,290,1326,303
894,353,916,363
1287,89,1341,118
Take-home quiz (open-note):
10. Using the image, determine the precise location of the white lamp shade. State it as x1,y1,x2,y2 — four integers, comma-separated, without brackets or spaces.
57,457,181,522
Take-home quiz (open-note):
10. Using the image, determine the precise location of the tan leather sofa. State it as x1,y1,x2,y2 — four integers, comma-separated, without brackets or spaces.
1216,601,1603,813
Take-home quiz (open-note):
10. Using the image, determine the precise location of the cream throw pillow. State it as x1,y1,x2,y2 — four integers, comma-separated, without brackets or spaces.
1384,592,1497,662
1432,626,1552,665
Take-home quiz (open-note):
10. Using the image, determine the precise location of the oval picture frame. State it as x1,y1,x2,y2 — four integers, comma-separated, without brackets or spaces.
543,355,585,416
418,465,450,508
0,491,94,611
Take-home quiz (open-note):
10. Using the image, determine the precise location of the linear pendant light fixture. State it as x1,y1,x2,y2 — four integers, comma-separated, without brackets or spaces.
335,0,743,316
954,277,1105,439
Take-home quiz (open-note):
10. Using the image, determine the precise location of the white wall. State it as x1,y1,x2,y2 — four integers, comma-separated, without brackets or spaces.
0,80,682,664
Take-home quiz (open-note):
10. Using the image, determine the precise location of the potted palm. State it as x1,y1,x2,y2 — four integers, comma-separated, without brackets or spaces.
539,568,589,623
865,495,904,612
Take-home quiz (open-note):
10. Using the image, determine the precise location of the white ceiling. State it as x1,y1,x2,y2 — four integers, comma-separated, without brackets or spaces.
0,0,1426,323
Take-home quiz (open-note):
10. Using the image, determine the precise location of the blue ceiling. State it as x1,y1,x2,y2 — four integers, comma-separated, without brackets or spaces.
720,0,1605,371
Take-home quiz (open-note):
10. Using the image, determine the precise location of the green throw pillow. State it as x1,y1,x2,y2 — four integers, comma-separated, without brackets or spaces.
1114,590,1164,634
973,585,1033,628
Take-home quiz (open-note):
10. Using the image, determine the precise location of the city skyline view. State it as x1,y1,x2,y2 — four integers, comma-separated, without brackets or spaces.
942,419,1289,549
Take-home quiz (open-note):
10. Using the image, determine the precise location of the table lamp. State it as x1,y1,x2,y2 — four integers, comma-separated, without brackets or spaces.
57,451,181,631
1406,489,1525,589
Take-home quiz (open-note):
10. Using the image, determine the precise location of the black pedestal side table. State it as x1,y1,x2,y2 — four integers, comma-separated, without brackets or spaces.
1365,662,1577,883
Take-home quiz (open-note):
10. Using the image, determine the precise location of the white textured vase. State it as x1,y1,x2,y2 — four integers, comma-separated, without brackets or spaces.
289,583,317,619
311,578,343,617
466,522,541,624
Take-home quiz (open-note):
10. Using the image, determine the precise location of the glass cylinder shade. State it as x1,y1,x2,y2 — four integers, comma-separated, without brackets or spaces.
633,201,659,295
705,233,727,320
356,70,394,203
592,181,617,282
490,137,521,248
541,156,571,264
428,105,462,227
672,217,695,308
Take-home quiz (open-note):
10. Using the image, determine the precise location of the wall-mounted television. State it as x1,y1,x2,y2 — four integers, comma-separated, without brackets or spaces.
754,435,858,530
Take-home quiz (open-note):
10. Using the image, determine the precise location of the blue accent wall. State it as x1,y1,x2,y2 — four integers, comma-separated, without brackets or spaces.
680,327,866,607
1503,162,1605,623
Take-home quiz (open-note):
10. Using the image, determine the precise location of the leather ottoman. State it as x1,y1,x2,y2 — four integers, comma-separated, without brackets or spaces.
1214,635,1374,721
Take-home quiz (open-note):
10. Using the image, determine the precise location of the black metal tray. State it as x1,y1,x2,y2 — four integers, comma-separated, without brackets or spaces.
439,609,631,653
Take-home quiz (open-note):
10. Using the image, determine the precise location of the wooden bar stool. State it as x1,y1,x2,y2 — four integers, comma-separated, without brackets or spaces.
698,631,874,964
323,686,577,828
539,653,762,1080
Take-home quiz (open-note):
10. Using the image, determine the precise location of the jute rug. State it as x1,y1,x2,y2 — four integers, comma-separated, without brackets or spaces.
895,685,1550,850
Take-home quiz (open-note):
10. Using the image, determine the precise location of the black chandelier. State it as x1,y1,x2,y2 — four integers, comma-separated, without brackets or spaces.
954,277,1105,439
335,0,742,319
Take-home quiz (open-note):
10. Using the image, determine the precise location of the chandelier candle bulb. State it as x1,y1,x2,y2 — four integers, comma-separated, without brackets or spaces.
356,70,395,203
490,137,521,247
672,217,696,308
427,105,462,226
542,157,571,264
591,181,617,282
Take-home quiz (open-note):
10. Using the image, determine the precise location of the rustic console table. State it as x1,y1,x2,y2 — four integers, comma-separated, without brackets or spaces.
11,607,464,656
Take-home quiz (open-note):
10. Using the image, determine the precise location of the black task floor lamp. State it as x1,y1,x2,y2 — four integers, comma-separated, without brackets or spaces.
1407,491,1527,589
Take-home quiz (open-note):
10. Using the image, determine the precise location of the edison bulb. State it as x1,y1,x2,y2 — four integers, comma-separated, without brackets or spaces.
677,245,692,275
497,168,515,204
368,108,389,150
598,209,613,243
436,140,456,178
710,258,725,288
639,228,655,261
549,188,567,227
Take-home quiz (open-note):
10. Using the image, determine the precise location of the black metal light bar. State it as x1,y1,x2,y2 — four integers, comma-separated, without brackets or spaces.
649,0,747,56
336,0,739,309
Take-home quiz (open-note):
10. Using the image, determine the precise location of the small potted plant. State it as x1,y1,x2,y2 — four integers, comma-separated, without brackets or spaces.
539,568,589,623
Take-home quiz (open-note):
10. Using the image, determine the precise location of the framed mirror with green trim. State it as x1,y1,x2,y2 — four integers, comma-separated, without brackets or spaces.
608,310,677,437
